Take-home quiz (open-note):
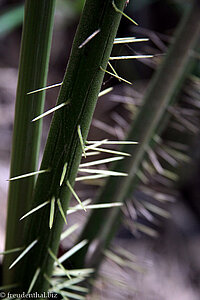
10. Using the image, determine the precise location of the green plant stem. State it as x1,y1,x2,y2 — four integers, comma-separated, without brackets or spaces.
72,0,200,270
3,0,127,292
3,0,56,285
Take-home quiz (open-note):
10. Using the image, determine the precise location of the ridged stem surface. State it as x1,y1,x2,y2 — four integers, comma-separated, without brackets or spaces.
3,0,56,285
3,0,127,292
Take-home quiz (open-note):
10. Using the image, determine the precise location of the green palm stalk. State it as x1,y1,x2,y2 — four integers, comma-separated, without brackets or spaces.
72,0,200,271
3,0,56,285
3,0,128,293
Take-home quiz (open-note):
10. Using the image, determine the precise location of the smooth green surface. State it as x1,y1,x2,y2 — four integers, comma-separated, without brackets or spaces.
3,0,56,285
6,0,127,292
72,0,200,270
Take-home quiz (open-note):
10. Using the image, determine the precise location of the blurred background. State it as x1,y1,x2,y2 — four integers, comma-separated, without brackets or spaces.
0,0,200,299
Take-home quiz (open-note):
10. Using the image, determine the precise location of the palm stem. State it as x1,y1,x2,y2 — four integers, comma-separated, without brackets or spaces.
3,0,127,292
3,0,56,285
